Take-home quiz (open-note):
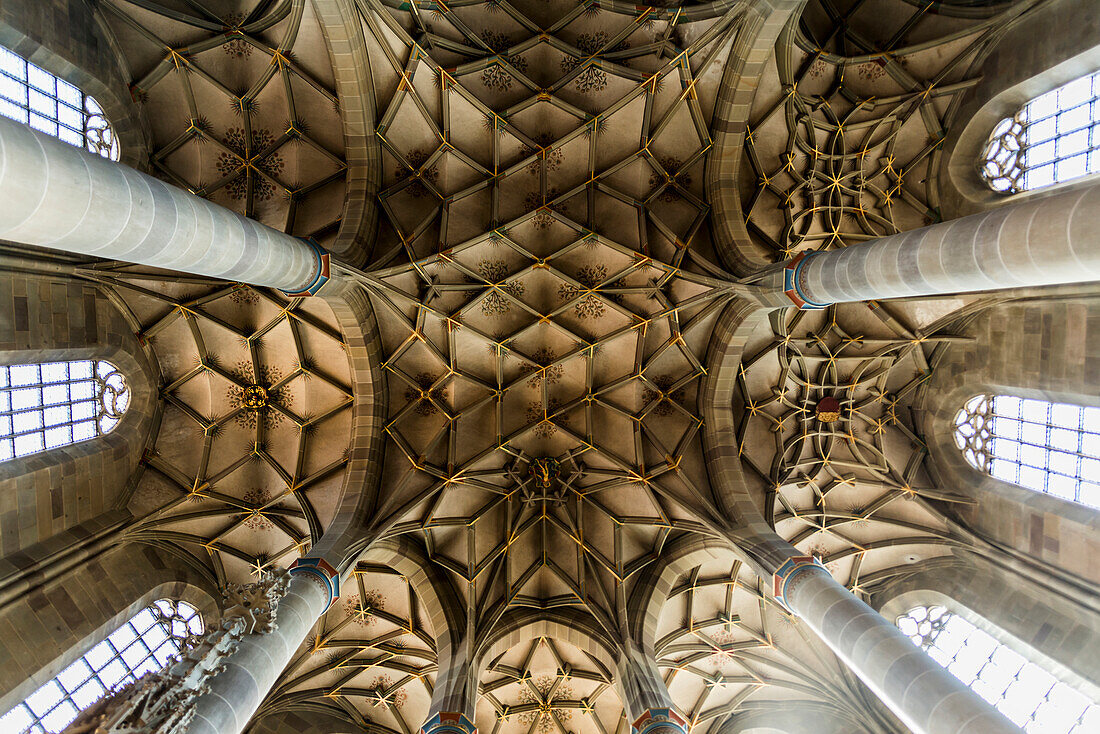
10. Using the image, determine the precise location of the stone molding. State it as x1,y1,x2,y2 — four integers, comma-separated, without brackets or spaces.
772,555,823,610
288,557,340,612
420,711,477,734
632,708,687,734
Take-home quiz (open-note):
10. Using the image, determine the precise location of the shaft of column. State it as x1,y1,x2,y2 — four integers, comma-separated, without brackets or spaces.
0,115,329,295
60,558,341,734
772,554,1020,734
184,558,340,734
616,642,687,734
419,624,478,734
765,181,1100,307
428,626,478,718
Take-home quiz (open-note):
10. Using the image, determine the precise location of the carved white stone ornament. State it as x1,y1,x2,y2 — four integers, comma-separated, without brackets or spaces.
61,571,292,734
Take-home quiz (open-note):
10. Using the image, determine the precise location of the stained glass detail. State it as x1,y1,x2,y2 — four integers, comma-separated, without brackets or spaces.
955,395,1100,508
0,360,131,462
0,600,203,734
979,70,1100,192
0,45,119,160
897,605,1100,733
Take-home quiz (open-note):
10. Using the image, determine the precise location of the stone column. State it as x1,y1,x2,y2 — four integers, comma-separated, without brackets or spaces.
184,558,340,734
61,557,341,734
0,114,329,296
763,546,1019,734
761,182,1100,308
616,643,687,734
419,624,478,734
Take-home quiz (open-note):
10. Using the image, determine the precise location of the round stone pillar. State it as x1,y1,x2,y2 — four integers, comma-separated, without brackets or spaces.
772,555,1019,734
0,114,329,295
765,181,1100,307
184,558,340,734
62,558,342,734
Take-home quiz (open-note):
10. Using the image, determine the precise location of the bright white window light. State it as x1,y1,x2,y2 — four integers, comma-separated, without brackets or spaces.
0,45,119,160
897,605,1100,733
0,600,203,734
955,395,1100,508
0,360,131,462
979,70,1100,192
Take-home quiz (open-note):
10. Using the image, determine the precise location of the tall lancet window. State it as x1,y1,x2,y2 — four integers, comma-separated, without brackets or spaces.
0,600,203,733
0,45,119,160
955,395,1100,508
897,605,1099,732
979,70,1100,192
0,360,131,462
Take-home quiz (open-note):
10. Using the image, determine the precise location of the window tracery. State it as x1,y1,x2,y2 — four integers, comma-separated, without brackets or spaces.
0,600,203,733
955,395,1100,508
0,45,119,160
0,360,131,462
897,605,1099,732
980,71,1100,192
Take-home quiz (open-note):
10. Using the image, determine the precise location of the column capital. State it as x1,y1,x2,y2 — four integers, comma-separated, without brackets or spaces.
772,554,824,610
420,712,477,734
782,251,831,309
288,557,340,611
281,238,331,297
632,708,687,734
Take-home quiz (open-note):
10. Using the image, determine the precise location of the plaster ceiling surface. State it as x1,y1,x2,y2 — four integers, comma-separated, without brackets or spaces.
99,0,349,248
730,0,1034,268
113,275,355,586
351,0,743,649
85,0,1046,731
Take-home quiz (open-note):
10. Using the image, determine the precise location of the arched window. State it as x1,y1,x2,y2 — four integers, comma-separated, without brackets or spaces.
979,69,1100,193
0,360,131,462
955,395,1100,508
897,605,1099,732
0,45,119,160
0,600,203,733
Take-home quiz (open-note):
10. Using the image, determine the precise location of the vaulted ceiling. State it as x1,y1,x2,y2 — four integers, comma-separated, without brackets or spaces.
87,0,1043,731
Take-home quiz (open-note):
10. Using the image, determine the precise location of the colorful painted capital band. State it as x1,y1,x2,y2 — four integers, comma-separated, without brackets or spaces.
632,708,688,734
420,712,477,734
282,238,331,297
772,555,824,610
287,557,340,611
783,251,830,309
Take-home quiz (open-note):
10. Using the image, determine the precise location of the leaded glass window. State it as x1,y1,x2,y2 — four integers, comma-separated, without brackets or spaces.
955,395,1100,508
897,605,1099,733
0,360,131,462
0,45,119,160
0,600,203,734
979,70,1100,192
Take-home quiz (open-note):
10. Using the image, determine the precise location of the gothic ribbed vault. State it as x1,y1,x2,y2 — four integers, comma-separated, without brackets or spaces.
71,0,1059,731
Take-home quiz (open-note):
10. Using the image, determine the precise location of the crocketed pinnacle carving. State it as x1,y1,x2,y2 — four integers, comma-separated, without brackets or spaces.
61,571,292,734
221,569,292,634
